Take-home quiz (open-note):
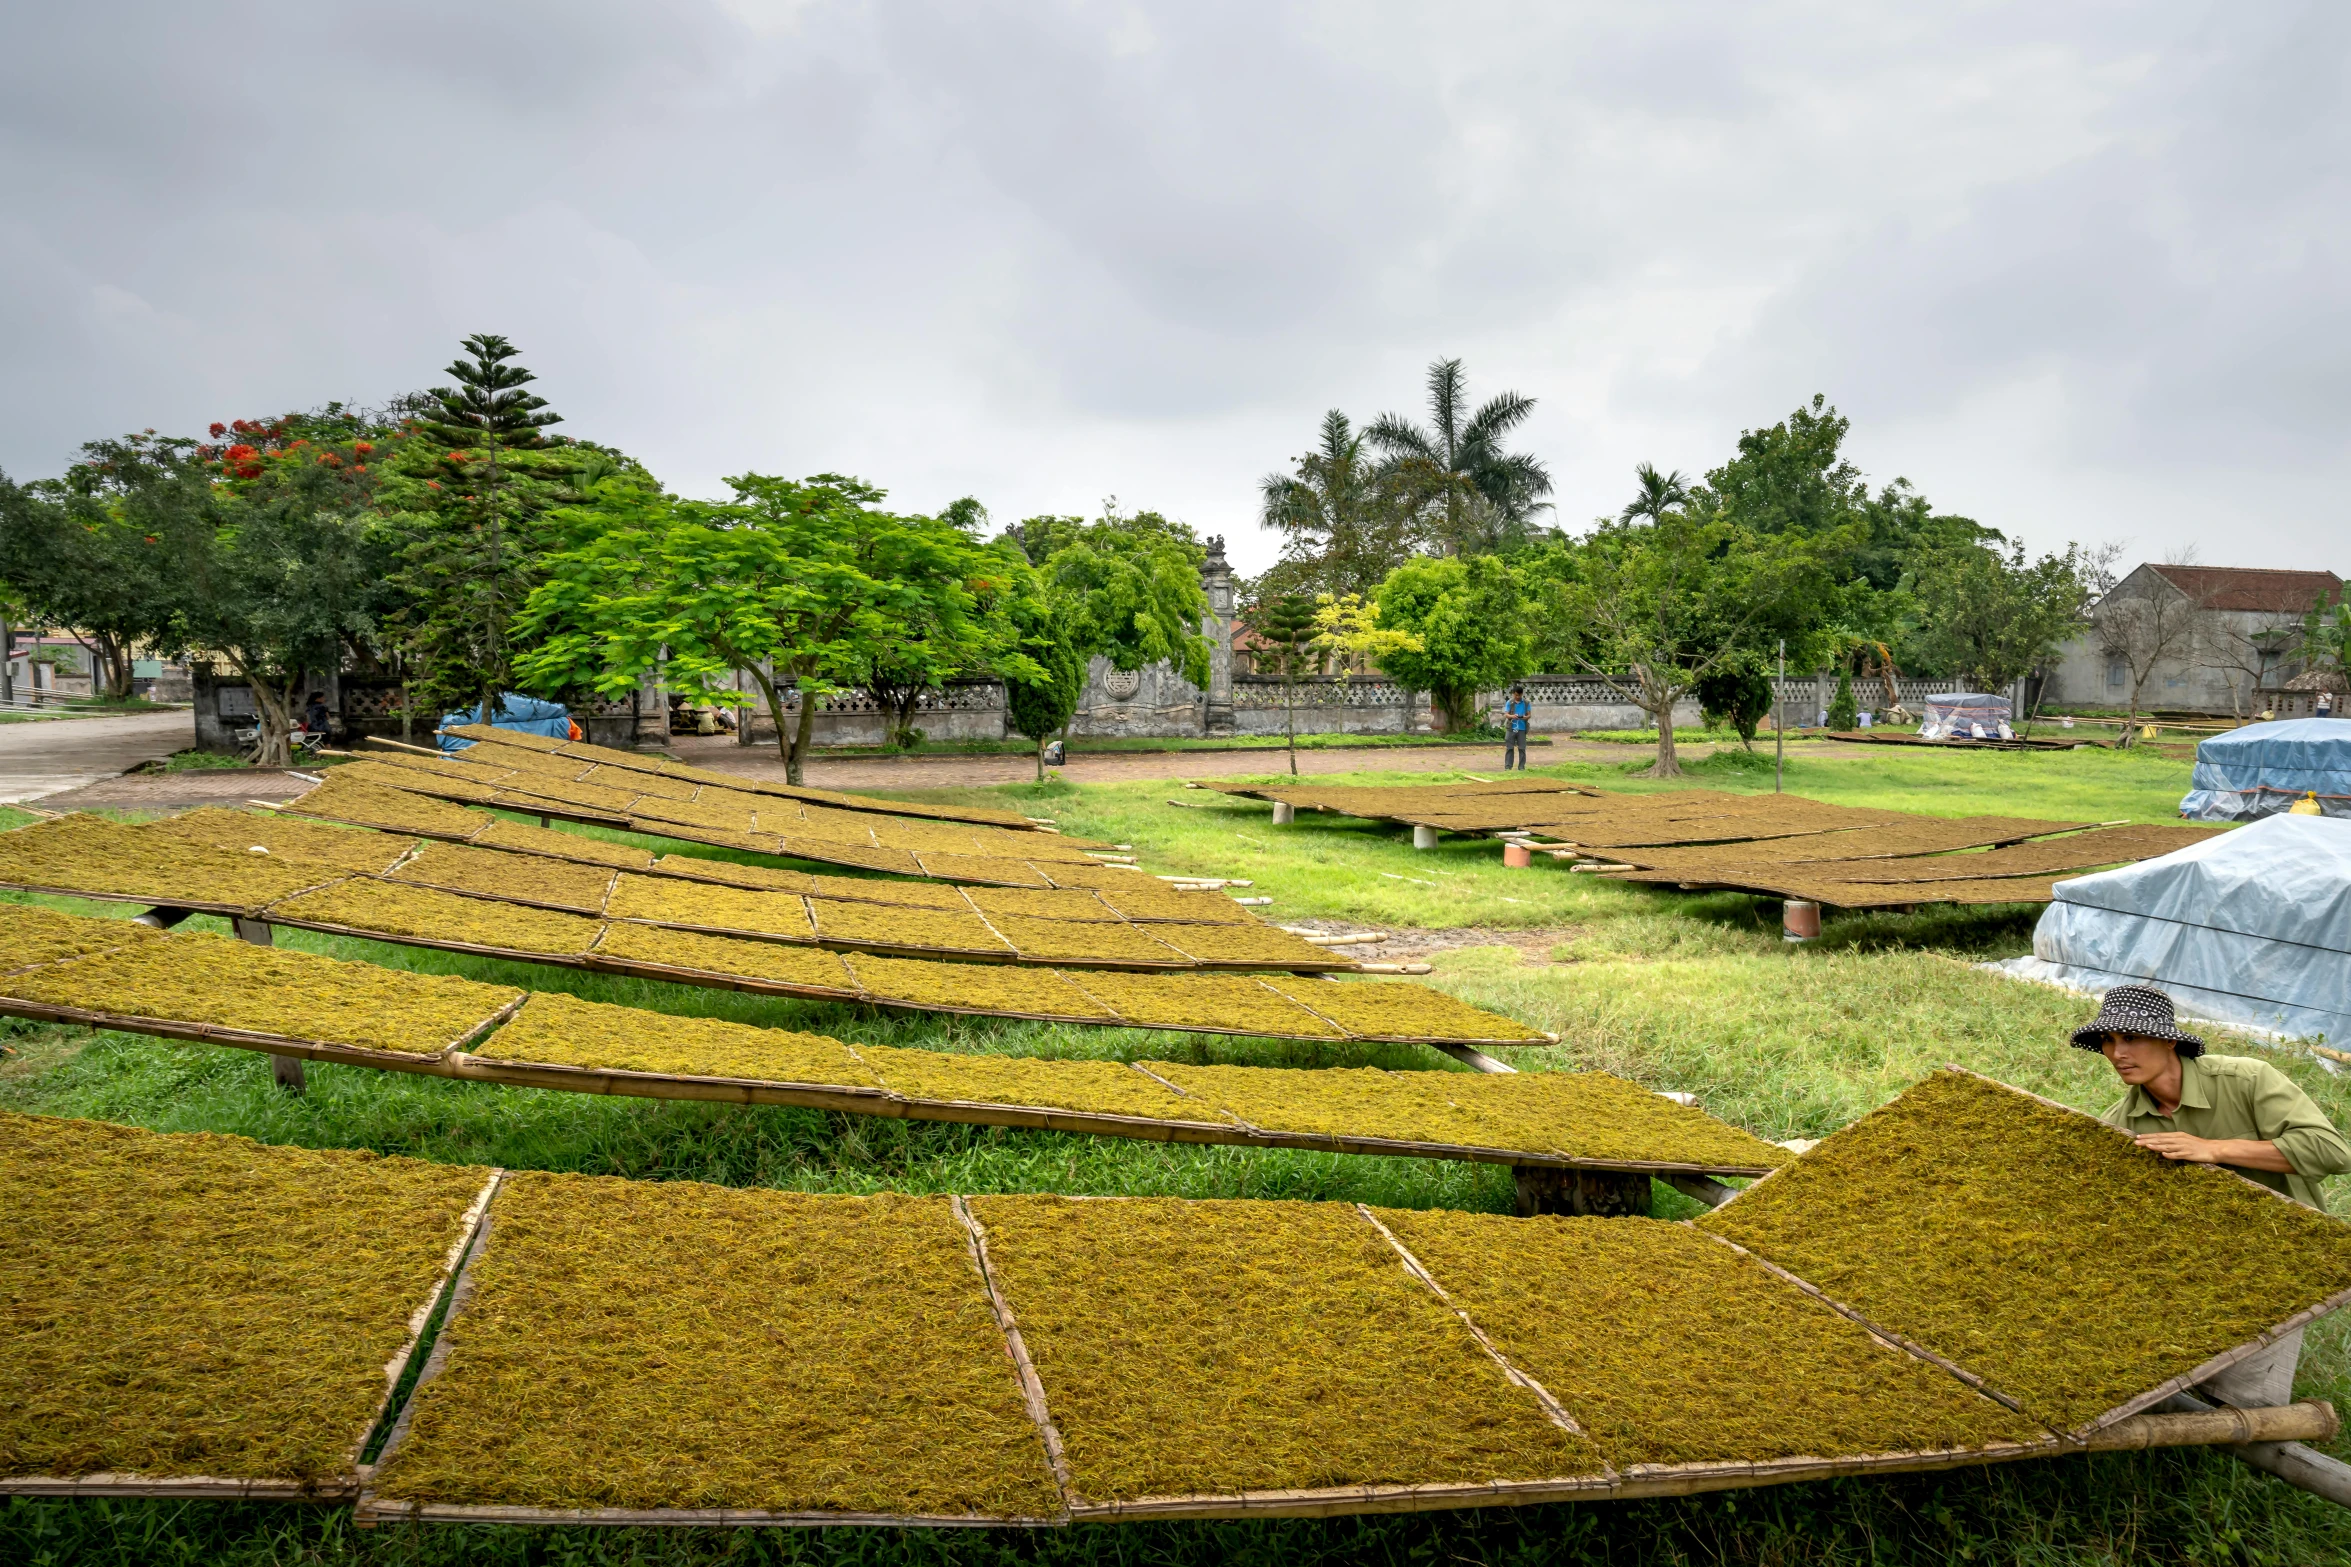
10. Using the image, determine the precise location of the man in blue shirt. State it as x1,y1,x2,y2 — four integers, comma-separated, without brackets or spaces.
1502,684,1532,769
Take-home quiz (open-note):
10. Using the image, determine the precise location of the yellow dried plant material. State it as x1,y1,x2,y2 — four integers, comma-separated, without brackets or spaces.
269,878,602,958
1157,923,1343,970
371,1175,1064,1520
1145,1064,1788,1170
845,953,1118,1020
628,794,763,834
591,922,859,994
287,773,493,839
911,852,1053,888
961,886,1120,923
1700,1070,2351,1432
1376,1211,2044,1469
811,899,1011,956
782,838,926,876
582,763,694,800
335,759,504,802
953,830,1105,866
499,775,646,815
790,805,883,844
850,1044,1213,1122
444,722,566,751
0,900,161,974
1260,976,1552,1044
1067,971,1343,1037
988,916,1187,968
0,814,339,911
811,874,967,910
971,1196,1599,1501
476,991,875,1088
470,818,653,870
868,822,988,855
6,931,521,1056
631,820,790,857
1089,884,1256,925
345,748,521,789
1034,861,1148,891
456,742,592,781
389,841,618,913
649,854,818,895
0,1113,488,1486
143,807,415,876
607,873,815,940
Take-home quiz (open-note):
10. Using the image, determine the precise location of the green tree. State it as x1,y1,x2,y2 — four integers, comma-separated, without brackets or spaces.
172,424,397,765
1258,410,1415,598
1546,496,1833,776
851,497,1020,753
1249,591,1321,775
1002,593,1088,782
1008,503,1211,687
377,335,609,728
1693,656,1776,748
1825,667,1858,730
1620,463,1694,528
1372,555,1530,733
1906,540,2093,696
1368,358,1551,556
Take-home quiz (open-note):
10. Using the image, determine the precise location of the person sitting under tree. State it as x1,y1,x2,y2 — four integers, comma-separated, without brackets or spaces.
1502,683,1531,770
2076,983,2351,1405
301,692,331,739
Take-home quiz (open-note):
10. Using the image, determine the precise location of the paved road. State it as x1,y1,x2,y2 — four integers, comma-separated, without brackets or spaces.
0,710,193,805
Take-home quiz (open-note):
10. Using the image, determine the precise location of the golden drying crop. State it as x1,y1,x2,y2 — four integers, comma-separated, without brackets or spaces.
144,807,414,876
0,814,339,911
962,887,1119,923
476,991,876,1088
1157,923,1340,970
390,842,618,913
1143,1064,1786,1171
504,776,645,815
988,916,1187,968
0,1113,488,1487
444,722,566,751
629,794,763,834
287,773,494,839
1261,976,1552,1044
1376,1211,2043,1469
471,818,653,870
334,759,503,802
781,838,925,877
910,853,1052,887
0,900,160,974
584,764,694,800
6,931,521,1057
591,922,859,995
850,1045,1214,1122
454,741,593,781
844,954,1117,1020
1087,884,1255,925
790,805,882,844
607,874,815,940
968,1196,1599,1503
638,821,790,857
811,899,1012,956
811,874,967,910
1065,971,1342,1037
371,1175,1065,1520
1700,1070,2351,1432
269,879,602,958
653,855,818,895
869,822,989,855
959,832,1101,867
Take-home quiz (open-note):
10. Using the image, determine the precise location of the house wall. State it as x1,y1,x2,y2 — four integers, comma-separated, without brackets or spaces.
2038,565,2313,715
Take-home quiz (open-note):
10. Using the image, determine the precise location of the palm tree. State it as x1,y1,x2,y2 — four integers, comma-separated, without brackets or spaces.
1620,463,1692,526
1258,410,1414,597
1366,358,1551,555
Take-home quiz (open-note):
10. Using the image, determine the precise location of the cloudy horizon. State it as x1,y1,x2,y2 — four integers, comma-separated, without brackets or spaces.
3,2,2343,578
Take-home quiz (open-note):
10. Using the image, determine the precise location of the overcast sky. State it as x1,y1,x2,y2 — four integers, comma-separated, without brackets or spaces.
3,2,2342,577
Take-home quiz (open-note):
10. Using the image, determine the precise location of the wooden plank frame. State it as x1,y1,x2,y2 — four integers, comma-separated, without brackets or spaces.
0,1168,500,1503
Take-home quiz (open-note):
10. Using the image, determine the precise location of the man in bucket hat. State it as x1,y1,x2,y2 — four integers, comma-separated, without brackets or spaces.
2078,983,2351,1406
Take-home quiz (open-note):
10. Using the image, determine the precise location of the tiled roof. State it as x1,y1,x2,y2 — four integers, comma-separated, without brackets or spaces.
2149,565,2344,613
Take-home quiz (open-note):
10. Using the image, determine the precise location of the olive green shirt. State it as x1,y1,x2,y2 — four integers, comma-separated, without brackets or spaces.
2103,1053,2351,1209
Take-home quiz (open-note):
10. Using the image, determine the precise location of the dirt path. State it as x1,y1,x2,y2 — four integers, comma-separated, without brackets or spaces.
0,710,192,805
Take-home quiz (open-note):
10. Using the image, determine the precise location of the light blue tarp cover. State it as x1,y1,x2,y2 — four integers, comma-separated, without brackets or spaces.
2180,717,2351,820
437,694,572,752
1995,814,2351,1043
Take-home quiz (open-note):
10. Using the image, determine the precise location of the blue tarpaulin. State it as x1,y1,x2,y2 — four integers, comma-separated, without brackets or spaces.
2178,717,2351,821
437,694,572,751
1994,814,2351,1043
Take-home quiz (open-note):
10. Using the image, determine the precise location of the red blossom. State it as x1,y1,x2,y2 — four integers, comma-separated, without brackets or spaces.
352,464,367,474
235,465,262,479
223,444,258,462
353,441,374,455
426,480,441,490
144,535,158,544
208,423,227,439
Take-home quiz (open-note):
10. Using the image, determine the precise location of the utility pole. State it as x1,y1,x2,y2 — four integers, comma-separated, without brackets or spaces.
1775,638,1785,794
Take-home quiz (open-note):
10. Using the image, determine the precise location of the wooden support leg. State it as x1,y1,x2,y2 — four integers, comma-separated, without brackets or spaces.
231,919,306,1095
1515,1166,1651,1218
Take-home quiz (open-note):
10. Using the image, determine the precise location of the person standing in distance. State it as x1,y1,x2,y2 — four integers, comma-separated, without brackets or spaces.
1502,684,1532,770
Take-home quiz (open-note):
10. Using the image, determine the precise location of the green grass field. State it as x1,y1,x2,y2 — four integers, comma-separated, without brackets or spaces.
7,744,2351,1564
